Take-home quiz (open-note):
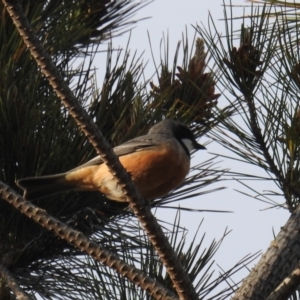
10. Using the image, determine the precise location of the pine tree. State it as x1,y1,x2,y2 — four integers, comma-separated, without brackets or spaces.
0,0,246,299
197,1,300,299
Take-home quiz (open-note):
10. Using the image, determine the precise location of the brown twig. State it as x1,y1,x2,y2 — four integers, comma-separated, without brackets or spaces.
2,0,198,298
0,263,30,300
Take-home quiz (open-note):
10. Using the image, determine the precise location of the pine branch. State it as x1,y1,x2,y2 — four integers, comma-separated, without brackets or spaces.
0,180,178,300
0,263,30,300
2,0,198,298
266,262,300,300
196,3,300,299
231,203,300,300
218,17,299,208
245,97,297,211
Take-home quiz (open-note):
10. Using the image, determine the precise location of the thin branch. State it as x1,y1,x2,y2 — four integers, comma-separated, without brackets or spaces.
246,98,289,197
1,0,198,299
0,263,30,300
0,180,178,300
266,262,300,300
245,93,300,211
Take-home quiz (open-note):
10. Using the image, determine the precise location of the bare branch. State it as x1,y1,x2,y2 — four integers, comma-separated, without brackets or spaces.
231,204,300,300
0,263,30,300
266,262,300,300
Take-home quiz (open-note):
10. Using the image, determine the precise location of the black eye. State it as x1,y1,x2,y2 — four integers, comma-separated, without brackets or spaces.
175,125,194,141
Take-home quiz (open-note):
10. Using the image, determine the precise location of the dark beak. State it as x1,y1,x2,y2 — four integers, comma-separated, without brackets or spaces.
194,141,206,150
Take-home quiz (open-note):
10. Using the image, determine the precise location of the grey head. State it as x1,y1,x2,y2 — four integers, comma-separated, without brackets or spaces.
148,119,206,156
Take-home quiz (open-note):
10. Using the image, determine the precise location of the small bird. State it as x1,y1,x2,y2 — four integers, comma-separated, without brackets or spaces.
17,119,205,202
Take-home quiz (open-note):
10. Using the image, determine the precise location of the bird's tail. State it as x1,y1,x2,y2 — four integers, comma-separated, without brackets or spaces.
17,173,72,200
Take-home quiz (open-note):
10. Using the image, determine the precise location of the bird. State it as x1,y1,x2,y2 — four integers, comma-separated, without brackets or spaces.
17,119,206,202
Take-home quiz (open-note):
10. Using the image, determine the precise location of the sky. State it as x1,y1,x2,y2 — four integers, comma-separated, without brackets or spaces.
94,0,290,296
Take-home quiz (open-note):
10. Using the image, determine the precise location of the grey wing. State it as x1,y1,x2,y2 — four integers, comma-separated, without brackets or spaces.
69,135,159,171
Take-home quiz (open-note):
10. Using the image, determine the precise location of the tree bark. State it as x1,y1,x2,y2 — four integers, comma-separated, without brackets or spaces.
232,205,300,300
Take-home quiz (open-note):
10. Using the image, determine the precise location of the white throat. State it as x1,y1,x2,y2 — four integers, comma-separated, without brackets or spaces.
181,138,195,153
